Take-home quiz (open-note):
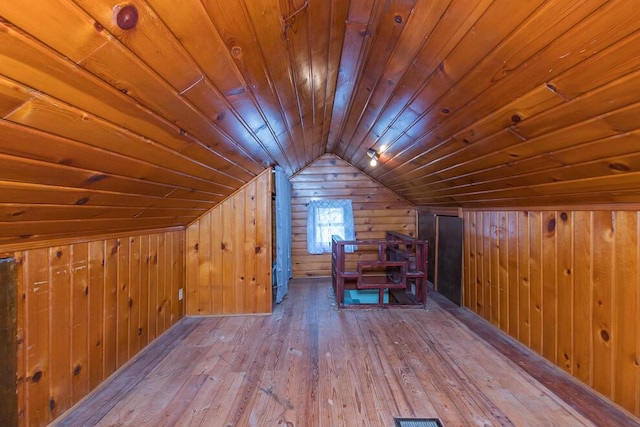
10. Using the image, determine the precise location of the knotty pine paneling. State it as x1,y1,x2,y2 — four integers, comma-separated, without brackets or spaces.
14,228,185,427
186,169,272,315
291,154,416,278
463,208,640,416
2,1,640,223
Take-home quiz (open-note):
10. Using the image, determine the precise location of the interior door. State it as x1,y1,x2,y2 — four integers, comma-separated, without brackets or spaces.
437,216,463,306
417,213,436,287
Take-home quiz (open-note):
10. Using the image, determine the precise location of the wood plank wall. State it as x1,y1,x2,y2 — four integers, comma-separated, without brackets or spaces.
13,228,185,426
186,169,272,315
291,154,416,277
462,208,640,416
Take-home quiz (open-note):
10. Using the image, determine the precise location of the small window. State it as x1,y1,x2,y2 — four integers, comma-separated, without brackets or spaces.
307,199,355,254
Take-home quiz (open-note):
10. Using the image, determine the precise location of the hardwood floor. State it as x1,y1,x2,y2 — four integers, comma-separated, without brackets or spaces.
54,278,639,427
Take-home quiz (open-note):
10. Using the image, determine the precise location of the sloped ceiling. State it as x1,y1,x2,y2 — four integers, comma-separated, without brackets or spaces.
1,0,640,243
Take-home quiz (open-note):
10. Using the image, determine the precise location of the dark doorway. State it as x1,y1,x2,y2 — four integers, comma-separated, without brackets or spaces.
0,257,17,427
418,214,463,306
417,213,436,287
437,216,463,306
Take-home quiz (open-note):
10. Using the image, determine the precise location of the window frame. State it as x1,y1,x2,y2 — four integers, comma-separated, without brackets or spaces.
306,199,355,254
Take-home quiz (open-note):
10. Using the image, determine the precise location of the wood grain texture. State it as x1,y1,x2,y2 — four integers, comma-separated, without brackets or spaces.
463,208,640,416
54,278,640,426
15,228,185,426
290,154,416,278
185,169,272,315
1,1,640,242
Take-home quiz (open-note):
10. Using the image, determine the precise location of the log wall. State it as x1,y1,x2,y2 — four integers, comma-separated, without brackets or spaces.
186,169,272,315
291,154,416,277
13,228,185,426
462,208,640,416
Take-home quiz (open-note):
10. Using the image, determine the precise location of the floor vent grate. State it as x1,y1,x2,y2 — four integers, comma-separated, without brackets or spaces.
394,418,444,427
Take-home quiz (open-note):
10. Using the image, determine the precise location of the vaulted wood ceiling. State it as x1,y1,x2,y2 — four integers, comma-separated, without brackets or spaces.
1,0,640,243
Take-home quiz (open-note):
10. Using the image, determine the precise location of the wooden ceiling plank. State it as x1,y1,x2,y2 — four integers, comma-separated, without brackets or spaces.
161,188,226,203
548,13,640,101
346,0,453,168
0,181,216,210
80,39,270,172
0,87,247,188
371,84,562,182
245,0,315,172
374,0,610,180
0,21,256,183
0,153,224,199
0,0,108,63
0,226,185,249
396,70,640,193
0,119,233,196
440,0,634,148
251,0,313,168
0,217,190,238
392,114,627,189
337,0,419,161
480,190,640,207
465,118,640,180
410,0,604,133
307,0,336,163
0,31,189,151
514,70,640,140
380,19,632,201
3,1,640,226
144,0,245,94
413,92,640,190
370,1,551,168
326,0,386,153
409,151,640,201
355,0,495,163
424,170,640,206
0,79,33,117
372,97,558,186
185,82,300,178
72,0,203,92
180,77,293,173
146,0,300,175
200,0,302,174
412,192,628,208
382,130,522,189
318,0,350,159
2,1,264,176
0,204,205,223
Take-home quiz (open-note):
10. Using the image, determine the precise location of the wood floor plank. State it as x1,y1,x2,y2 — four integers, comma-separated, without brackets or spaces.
53,278,639,427
53,317,203,426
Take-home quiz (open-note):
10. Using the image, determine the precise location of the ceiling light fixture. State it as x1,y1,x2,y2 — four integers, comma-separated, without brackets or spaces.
366,148,379,167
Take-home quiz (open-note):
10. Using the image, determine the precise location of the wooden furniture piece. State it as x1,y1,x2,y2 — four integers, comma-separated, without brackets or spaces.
331,232,428,308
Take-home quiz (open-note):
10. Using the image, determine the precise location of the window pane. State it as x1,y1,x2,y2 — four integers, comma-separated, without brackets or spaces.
306,200,355,254
316,207,346,245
